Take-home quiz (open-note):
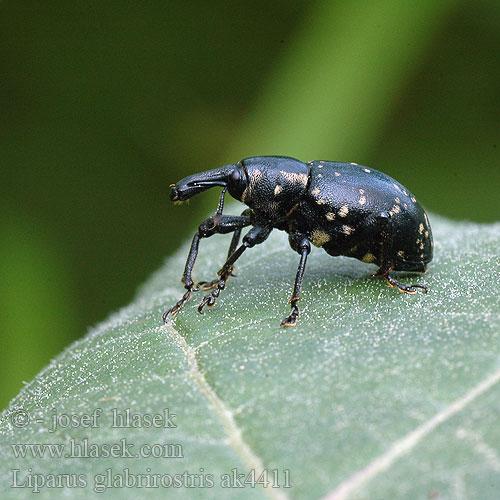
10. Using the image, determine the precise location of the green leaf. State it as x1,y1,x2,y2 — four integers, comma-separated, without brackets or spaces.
1,213,500,499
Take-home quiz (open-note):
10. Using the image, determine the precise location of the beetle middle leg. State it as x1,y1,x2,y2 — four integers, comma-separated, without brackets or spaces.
281,233,311,327
281,233,311,326
198,225,272,313
162,213,251,321
374,212,428,294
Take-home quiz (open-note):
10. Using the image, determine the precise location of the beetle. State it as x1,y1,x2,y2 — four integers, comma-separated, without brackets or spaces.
162,156,433,327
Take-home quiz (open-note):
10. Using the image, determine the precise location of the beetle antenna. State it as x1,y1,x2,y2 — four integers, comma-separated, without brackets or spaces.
216,187,228,215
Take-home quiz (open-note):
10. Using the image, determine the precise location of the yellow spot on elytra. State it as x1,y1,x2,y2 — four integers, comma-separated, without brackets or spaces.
334,172,340,176
342,225,354,235
312,187,320,196
420,243,424,250
364,168,371,173
395,197,400,203
416,238,420,244
359,196,366,205
317,173,323,178
325,212,335,221
391,204,400,214
397,250,405,258
274,185,282,196
362,253,375,263
403,190,408,196
316,199,326,205
411,196,417,203
359,189,365,194
339,205,349,217
404,203,408,209
419,223,424,234
310,229,330,247
425,231,429,238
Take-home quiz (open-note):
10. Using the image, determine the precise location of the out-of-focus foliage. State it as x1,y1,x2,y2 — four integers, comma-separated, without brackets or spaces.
0,0,499,408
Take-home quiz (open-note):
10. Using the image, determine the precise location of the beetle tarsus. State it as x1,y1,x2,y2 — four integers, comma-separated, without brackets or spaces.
199,267,236,290
281,302,300,327
383,274,428,295
162,287,193,321
198,273,230,313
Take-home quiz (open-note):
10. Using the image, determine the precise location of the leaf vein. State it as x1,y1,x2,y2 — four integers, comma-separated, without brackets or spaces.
162,323,290,500
321,366,500,500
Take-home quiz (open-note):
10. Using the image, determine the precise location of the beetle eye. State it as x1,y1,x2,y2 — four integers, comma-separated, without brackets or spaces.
230,169,240,183
227,165,247,201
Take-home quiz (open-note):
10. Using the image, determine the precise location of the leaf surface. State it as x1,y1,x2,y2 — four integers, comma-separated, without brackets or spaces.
1,214,500,499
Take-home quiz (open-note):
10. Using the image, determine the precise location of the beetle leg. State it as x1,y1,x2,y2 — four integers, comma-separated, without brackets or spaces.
199,209,251,290
200,227,242,290
375,212,428,294
281,234,310,327
375,267,428,294
162,214,251,322
198,225,272,313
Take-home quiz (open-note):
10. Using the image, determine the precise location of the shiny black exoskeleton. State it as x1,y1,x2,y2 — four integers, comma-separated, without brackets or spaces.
163,156,433,327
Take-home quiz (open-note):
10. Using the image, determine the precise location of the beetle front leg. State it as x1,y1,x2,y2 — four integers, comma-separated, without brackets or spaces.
162,214,251,322
282,234,310,327
199,226,242,290
199,209,251,290
198,225,272,313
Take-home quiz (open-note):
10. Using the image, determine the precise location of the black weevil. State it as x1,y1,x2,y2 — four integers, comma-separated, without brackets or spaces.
163,156,433,327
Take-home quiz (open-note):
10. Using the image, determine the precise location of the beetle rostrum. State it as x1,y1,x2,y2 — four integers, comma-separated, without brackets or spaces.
163,156,433,327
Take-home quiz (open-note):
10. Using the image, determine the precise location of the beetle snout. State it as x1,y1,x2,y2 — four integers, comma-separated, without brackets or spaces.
170,181,206,202
169,167,236,204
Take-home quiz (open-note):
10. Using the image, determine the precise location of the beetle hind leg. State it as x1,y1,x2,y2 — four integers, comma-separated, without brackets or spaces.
374,212,428,295
375,266,428,295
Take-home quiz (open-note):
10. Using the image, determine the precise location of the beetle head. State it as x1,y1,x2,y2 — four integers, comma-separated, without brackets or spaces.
170,164,247,203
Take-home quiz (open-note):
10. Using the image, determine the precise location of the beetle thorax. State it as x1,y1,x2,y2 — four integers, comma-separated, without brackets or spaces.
241,161,309,220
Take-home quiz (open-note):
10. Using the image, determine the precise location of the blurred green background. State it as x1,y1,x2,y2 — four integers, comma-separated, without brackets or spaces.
1,0,499,409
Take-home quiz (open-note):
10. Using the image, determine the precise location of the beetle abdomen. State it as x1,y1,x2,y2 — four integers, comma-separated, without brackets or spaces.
290,161,432,271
